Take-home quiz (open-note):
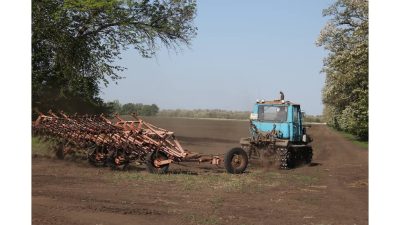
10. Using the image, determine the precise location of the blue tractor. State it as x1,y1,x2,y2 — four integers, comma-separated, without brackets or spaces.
224,93,313,173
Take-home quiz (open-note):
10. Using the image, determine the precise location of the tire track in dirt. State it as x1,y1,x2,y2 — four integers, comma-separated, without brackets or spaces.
303,125,368,224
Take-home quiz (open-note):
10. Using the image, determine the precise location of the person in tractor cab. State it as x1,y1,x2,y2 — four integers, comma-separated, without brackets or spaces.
280,91,285,101
275,106,287,122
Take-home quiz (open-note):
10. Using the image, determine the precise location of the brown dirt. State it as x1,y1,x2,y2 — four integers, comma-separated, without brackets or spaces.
32,118,368,225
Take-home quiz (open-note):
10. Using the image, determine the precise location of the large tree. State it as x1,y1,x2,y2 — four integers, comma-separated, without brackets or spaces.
317,0,368,139
32,0,197,113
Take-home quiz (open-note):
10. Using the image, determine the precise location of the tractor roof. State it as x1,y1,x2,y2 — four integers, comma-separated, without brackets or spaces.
256,100,300,106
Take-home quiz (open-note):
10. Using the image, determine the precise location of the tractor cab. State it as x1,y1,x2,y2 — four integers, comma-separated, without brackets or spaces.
250,99,307,143
234,93,313,172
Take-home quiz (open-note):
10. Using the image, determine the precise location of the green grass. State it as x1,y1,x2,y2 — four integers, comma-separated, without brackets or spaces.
292,174,319,185
336,130,368,149
32,135,320,193
111,170,264,192
32,136,55,156
183,213,221,225
111,172,254,192
110,170,318,193
32,136,88,159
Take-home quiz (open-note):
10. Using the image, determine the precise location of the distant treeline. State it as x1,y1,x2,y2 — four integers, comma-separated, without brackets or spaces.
106,100,159,116
106,100,249,119
158,109,324,122
303,115,324,123
105,101,324,121
157,109,250,120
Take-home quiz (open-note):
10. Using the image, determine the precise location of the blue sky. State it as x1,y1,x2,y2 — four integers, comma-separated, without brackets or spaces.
100,0,333,115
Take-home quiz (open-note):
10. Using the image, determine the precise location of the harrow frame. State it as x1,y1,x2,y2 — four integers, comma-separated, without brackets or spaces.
32,111,231,173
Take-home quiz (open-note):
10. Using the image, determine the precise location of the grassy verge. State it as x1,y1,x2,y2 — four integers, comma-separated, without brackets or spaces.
183,213,221,225
110,170,318,193
332,129,368,149
32,136,55,156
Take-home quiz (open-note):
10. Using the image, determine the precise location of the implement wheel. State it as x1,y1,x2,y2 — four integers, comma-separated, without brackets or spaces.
87,145,107,167
146,151,169,174
108,150,130,170
224,147,248,174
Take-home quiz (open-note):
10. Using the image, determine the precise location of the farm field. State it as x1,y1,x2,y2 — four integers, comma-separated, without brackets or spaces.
32,117,368,225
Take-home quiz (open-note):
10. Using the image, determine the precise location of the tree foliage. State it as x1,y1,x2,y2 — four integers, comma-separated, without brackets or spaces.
317,0,368,140
106,100,159,116
32,0,197,113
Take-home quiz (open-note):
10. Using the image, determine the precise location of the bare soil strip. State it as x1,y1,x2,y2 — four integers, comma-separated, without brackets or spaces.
32,119,368,225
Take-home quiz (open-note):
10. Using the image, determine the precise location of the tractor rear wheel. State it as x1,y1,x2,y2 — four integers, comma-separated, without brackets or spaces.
278,147,292,169
224,147,249,174
304,146,313,164
146,151,170,174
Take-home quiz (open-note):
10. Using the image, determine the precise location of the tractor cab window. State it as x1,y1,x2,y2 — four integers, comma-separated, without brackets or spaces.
258,105,288,122
293,106,299,123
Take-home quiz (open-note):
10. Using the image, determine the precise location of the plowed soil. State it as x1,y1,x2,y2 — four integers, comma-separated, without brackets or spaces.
32,118,368,225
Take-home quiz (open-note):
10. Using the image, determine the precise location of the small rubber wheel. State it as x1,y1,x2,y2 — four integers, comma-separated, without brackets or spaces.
108,150,130,170
224,147,249,174
146,151,169,174
87,145,107,167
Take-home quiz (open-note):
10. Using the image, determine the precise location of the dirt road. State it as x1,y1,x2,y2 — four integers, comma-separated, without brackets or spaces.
32,119,368,225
